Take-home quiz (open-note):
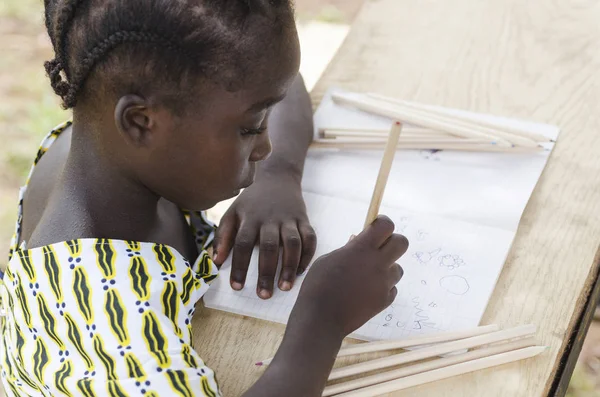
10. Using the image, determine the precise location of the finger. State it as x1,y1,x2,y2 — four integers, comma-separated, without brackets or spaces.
297,222,317,275
230,225,258,291
257,224,280,299
388,263,404,288
279,222,302,291
381,234,410,260
355,215,395,248
213,211,238,266
387,286,398,305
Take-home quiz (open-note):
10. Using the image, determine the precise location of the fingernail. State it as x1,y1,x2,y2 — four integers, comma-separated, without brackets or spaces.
213,251,220,263
231,281,243,290
349,234,356,241
259,289,271,299
280,281,292,291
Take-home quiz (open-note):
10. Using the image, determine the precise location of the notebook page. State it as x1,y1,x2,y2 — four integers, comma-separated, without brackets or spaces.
204,192,514,341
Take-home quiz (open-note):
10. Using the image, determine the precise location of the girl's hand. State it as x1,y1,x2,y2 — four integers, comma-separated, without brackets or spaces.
243,216,408,397
291,216,408,336
213,173,317,299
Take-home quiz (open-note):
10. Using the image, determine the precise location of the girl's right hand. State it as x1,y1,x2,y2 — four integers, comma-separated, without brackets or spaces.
290,216,409,338
243,217,408,397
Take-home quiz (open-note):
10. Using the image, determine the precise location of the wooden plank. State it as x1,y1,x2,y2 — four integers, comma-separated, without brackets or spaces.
550,250,600,396
193,0,600,396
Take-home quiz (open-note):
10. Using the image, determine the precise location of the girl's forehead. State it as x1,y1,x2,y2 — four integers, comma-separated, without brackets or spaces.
232,30,300,104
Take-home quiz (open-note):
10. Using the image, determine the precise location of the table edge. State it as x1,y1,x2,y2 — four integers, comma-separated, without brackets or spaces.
549,245,600,396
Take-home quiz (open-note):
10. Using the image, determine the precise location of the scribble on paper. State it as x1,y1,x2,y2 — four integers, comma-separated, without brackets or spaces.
419,150,442,161
439,275,470,295
438,254,465,271
416,229,429,241
397,217,409,233
412,296,436,330
381,305,397,328
414,248,442,264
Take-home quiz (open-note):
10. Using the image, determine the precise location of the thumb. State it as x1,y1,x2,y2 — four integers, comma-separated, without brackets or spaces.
213,212,238,266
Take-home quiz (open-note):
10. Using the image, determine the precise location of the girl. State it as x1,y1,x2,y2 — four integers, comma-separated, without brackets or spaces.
0,1,408,396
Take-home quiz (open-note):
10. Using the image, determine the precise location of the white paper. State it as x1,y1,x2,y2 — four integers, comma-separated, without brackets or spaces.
204,88,560,341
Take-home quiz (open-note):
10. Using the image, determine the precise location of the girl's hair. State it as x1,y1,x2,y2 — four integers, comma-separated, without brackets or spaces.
43,0,294,109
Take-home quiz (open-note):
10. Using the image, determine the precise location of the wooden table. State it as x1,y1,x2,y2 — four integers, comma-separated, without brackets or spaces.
193,0,600,395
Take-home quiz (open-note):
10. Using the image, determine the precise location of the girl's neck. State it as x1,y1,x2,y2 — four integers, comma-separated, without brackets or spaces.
59,119,162,240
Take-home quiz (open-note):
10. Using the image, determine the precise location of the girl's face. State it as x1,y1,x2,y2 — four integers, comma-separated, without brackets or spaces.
124,27,301,211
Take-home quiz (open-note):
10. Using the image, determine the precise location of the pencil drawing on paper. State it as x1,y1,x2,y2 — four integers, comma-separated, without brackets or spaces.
381,305,398,327
419,149,442,161
412,296,436,330
414,248,442,264
395,217,409,233
439,275,470,295
438,254,465,270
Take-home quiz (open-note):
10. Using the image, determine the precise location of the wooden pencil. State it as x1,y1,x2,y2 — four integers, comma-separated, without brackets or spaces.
328,324,536,380
322,337,536,396
363,122,403,229
331,93,521,147
322,130,457,140
319,137,495,145
334,324,499,358
319,127,443,137
363,96,540,148
256,324,499,367
367,93,552,143
334,346,546,397
310,141,545,153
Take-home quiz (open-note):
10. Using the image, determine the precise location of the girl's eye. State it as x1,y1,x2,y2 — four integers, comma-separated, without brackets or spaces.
240,126,267,136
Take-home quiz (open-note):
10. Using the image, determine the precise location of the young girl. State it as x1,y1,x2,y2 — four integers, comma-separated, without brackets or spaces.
0,1,408,396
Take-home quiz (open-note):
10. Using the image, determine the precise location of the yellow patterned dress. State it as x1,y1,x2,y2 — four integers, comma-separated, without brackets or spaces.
0,122,221,396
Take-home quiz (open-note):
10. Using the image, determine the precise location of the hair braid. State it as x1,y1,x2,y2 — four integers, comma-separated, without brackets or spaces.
43,0,56,48
42,0,295,109
43,0,86,107
64,30,190,108
54,0,86,71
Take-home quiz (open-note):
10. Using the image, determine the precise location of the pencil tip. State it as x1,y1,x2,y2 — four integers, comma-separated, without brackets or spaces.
395,121,401,125
255,362,263,366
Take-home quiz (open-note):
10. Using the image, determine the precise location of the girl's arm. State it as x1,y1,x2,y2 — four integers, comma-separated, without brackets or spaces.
242,217,409,397
257,73,314,182
213,74,318,297
243,314,343,397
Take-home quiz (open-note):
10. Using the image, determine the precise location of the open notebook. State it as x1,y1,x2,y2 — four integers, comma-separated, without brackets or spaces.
204,88,560,341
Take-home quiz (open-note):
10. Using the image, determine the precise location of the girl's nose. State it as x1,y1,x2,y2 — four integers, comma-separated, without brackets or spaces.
250,132,272,162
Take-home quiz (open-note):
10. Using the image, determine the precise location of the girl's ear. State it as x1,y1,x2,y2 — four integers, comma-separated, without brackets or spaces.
114,95,156,147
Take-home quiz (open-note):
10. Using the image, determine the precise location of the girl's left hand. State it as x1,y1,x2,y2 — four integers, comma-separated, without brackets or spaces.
212,174,317,299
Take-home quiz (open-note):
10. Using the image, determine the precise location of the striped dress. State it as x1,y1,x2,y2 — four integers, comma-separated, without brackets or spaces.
0,121,221,396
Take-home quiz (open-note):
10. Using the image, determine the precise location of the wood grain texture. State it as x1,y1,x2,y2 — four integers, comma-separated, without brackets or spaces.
193,0,600,395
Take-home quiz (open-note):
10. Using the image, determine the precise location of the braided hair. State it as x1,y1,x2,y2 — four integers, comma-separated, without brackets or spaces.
43,0,294,109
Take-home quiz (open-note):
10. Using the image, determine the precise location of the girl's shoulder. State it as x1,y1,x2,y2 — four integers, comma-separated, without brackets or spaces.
6,120,72,263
